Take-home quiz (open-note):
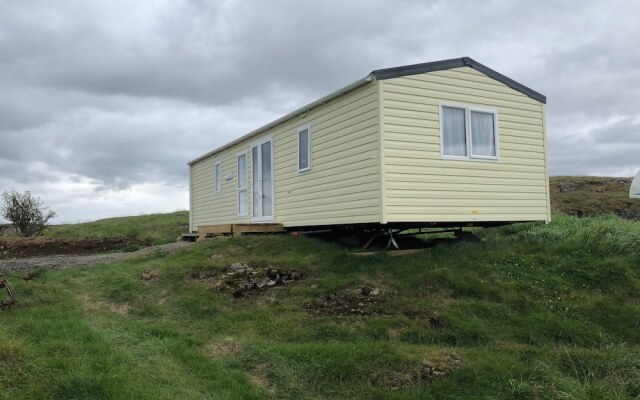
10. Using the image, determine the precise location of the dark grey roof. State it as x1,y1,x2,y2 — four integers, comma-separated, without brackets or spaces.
371,57,546,104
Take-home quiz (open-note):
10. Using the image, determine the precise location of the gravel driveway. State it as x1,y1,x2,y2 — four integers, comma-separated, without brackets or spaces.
0,241,194,273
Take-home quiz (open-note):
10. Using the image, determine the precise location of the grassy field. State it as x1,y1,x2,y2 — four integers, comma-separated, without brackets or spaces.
1,213,639,399
550,176,639,219
45,211,189,245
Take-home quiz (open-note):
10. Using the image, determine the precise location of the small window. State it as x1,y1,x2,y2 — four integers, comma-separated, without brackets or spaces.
214,162,221,193
297,125,311,172
470,111,496,157
442,106,467,157
441,104,498,161
237,153,248,215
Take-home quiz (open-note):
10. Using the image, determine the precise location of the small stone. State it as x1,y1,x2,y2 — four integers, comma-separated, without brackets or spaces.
140,271,157,281
229,262,250,273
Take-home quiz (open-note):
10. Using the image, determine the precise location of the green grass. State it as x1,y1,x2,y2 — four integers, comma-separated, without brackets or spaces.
550,176,639,219
1,213,639,399
45,211,189,245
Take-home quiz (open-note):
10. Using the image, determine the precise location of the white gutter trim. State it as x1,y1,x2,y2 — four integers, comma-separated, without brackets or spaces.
188,74,375,165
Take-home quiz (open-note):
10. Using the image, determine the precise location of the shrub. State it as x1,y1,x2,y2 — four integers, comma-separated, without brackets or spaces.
1,189,57,237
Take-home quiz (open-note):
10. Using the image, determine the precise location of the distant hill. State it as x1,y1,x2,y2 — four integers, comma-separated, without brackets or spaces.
550,176,639,219
45,211,189,244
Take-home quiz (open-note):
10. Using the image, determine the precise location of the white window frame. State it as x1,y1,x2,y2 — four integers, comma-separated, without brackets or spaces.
251,135,276,222
296,124,312,173
236,151,248,216
214,161,222,193
439,102,500,162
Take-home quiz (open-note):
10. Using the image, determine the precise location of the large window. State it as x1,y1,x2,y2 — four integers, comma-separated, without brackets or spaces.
297,124,312,172
237,153,248,215
441,104,498,160
214,162,222,192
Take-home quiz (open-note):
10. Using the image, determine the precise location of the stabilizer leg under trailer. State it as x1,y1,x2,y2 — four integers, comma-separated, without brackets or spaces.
360,226,476,251
386,230,400,250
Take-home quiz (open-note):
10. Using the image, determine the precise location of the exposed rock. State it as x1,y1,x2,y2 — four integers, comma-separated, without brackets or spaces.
188,263,304,298
140,271,157,281
306,287,385,316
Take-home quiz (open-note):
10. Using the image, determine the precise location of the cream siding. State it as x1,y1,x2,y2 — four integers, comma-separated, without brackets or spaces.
380,66,550,223
190,82,381,230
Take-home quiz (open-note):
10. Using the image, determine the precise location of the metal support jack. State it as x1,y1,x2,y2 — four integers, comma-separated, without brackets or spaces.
386,230,400,250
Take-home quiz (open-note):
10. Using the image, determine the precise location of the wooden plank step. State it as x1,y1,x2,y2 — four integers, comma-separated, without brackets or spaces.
198,224,233,235
195,223,286,237
232,224,285,235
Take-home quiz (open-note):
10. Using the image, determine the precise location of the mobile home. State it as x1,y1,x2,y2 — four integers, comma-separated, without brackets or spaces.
188,57,549,236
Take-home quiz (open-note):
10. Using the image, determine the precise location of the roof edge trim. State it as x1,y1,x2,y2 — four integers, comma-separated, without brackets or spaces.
371,57,546,104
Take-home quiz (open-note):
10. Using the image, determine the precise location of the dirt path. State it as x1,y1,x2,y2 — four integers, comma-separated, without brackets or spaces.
0,241,194,273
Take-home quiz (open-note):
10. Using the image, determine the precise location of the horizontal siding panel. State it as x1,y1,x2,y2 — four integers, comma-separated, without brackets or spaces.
386,165,545,180
386,181,548,193
383,91,542,120
385,148,546,165
384,100,440,114
386,198,547,207
384,157,545,173
409,69,538,101
385,131,440,145
277,169,379,192
392,75,540,107
287,205,380,222
387,190,547,200
383,83,541,113
384,107,441,122
285,211,381,227
277,187,379,207
386,173,546,187
431,68,536,92
278,197,380,216
387,205,548,214
385,116,440,129
385,213,549,222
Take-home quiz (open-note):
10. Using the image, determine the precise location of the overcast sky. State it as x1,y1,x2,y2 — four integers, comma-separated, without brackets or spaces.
1,0,638,223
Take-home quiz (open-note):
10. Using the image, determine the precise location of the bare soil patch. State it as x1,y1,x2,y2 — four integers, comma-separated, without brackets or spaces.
371,352,463,390
249,363,274,391
0,237,148,259
77,293,131,316
188,262,304,298
305,285,386,316
204,337,241,358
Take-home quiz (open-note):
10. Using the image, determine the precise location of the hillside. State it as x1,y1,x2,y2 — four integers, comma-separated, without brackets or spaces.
45,211,189,245
550,176,639,219
1,213,639,399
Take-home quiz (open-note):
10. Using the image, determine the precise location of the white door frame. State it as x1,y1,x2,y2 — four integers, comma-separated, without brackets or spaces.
251,135,275,222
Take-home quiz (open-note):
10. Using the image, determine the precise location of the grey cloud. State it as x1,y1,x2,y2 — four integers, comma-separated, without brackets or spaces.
550,118,640,176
